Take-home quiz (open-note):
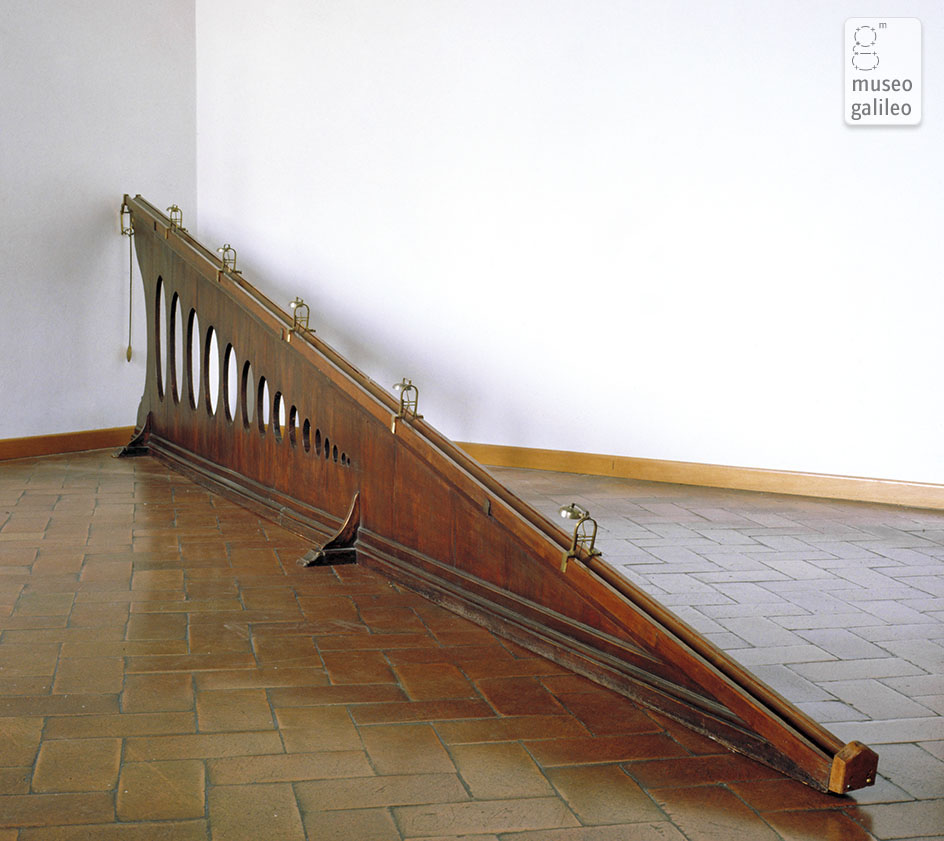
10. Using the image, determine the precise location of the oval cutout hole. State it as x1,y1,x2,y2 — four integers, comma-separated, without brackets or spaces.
241,361,255,428
205,327,220,416
155,278,166,400
273,391,284,441
224,344,237,421
169,292,183,403
187,308,201,410
257,377,270,434
289,406,298,447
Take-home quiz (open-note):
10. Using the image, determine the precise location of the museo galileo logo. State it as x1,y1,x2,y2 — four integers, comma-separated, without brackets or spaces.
845,18,922,126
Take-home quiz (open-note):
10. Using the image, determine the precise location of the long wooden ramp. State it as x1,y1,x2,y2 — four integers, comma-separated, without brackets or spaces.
119,194,877,794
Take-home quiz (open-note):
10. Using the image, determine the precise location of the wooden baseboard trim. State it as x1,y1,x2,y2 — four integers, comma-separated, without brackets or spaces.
457,442,944,511
0,427,136,462
4,428,939,510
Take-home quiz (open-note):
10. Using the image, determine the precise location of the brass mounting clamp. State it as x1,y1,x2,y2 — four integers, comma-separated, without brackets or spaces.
166,205,186,232
217,243,239,273
394,378,423,421
559,503,602,572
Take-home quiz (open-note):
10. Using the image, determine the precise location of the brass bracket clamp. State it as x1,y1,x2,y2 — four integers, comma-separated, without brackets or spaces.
217,243,239,274
166,205,187,233
393,378,423,421
120,200,134,237
289,297,311,333
559,503,602,572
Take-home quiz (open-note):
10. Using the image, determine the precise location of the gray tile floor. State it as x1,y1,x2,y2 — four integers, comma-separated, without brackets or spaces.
493,465,944,839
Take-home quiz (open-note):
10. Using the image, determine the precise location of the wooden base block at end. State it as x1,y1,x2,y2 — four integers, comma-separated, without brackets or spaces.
829,741,879,794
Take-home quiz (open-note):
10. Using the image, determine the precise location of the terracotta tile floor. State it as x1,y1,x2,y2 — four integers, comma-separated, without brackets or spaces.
0,451,939,840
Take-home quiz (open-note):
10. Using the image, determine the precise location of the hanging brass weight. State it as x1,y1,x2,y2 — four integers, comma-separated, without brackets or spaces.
120,200,134,361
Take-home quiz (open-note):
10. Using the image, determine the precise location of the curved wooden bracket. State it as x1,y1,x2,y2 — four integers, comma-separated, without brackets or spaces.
298,493,360,567
116,413,152,458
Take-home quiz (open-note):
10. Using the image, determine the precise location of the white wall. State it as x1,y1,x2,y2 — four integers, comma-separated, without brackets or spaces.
195,1,937,486
0,1,196,438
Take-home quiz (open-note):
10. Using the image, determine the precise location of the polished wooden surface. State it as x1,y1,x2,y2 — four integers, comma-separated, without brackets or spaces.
118,194,876,791
0,427,135,462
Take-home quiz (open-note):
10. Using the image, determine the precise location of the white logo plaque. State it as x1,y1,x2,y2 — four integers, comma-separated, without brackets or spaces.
845,18,922,126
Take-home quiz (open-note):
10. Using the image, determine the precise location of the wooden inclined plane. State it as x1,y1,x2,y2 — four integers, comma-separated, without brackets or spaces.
118,194,878,794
